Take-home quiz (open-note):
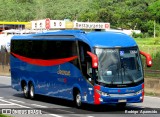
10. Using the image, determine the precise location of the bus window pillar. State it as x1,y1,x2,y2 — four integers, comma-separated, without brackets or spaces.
87,51,98,84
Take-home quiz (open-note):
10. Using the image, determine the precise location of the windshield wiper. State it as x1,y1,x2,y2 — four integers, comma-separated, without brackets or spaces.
121,61,135,84
111,64,120,84
124,68,135,83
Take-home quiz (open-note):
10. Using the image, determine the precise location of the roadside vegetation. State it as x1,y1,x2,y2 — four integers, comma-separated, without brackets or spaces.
0,114,12,117
135,37,160,78
0,0,160,37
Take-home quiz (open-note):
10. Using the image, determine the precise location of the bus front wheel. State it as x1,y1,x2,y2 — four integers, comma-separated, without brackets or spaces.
29,83,35,99
74,91,82,108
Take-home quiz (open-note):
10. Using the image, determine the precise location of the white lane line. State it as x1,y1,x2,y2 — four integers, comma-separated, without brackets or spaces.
0,98,30,108
0,104,15,106
9,99,25,104
31,104,48,108
71,114,93,117
56,109,75,114
0,99,14,104
48,114,63,117
10,103,30,108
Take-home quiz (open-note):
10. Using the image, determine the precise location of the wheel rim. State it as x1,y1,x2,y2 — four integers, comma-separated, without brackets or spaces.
23,86,27,94
30,85,34,98
23,85,28,98
76,93,81,107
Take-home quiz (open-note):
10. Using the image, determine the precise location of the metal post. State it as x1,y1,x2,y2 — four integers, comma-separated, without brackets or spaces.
154,20,156,38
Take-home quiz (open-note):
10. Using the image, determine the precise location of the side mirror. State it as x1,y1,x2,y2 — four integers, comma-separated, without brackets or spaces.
87,51,98,68
140,51,152,67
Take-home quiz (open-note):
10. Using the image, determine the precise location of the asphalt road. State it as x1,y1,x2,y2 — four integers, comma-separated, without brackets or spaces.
0,76,160,117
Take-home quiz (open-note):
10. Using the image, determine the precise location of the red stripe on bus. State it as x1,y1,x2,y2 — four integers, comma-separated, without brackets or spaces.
11,52,78,66
94,85,101,104
142,83,144,102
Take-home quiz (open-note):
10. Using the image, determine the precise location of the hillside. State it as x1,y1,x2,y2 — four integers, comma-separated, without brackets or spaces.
0,0,160,37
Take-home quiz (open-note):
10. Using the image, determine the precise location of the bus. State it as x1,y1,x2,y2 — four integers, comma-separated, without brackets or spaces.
10,30,152,108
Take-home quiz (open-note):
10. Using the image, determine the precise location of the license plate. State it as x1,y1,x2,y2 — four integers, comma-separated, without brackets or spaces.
118,99,127,102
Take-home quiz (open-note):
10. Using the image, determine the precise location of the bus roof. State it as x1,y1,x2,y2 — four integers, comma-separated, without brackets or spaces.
11,30,137,48
86,31,137,48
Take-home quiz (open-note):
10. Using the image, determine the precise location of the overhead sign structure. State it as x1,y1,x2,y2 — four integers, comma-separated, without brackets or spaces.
25,22,32,29
31,20,65,29
74,22,110,30
50,20,65,29
30,19,110,30
65,22,74,29
31,20,46,29
0,22,29,25
45,18,50,30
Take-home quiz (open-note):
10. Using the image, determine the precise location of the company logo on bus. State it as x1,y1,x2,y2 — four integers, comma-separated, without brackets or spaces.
126,89,135,93
57,66,71,76
108,90,121,93
57,69,71,76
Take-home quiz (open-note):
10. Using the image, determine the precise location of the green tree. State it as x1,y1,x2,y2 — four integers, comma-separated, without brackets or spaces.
148,0,160,23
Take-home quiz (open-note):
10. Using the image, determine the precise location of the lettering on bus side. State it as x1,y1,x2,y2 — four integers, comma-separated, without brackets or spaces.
57,70,71,76
57,69,71,76
57,66,71,76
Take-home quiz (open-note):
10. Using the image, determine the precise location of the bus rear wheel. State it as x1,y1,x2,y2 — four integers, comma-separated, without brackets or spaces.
29,83,35,99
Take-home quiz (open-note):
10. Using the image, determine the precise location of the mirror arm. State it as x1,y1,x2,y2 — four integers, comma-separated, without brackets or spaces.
87,51,98,68
140,51,152,67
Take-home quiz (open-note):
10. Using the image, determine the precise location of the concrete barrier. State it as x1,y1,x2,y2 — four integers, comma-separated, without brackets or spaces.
0,65,10,76
145,78,160,96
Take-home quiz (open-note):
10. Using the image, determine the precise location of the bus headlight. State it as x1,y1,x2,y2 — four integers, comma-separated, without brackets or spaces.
135,89,143,95
96,90,109,96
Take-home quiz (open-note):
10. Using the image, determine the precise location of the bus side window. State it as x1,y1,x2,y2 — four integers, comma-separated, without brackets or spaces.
78,41,93,84
70,42,79,67
87,61,92,77
80,46,85,63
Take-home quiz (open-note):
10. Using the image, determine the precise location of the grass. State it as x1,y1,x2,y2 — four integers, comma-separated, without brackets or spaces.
134,37,160,45
134,37,160,78
145,92,157,97
0,114,12,117
135,37,160,58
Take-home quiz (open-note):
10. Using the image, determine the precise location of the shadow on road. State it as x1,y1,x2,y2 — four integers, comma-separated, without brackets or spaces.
13,93,145,113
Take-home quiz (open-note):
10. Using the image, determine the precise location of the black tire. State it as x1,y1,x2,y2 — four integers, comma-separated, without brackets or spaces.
22,84,29,98
29,83,35,99
116,103,126,109
74,91,82,108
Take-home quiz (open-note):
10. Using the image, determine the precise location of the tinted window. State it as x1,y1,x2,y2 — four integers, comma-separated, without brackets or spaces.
11,40,77,60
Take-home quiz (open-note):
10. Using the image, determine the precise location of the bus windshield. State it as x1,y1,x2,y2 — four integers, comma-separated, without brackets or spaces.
95,47,143,87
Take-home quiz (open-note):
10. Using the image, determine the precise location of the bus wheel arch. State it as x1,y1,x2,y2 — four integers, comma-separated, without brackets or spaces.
73,87,82,108
21,80,29,98
28,81,35,99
